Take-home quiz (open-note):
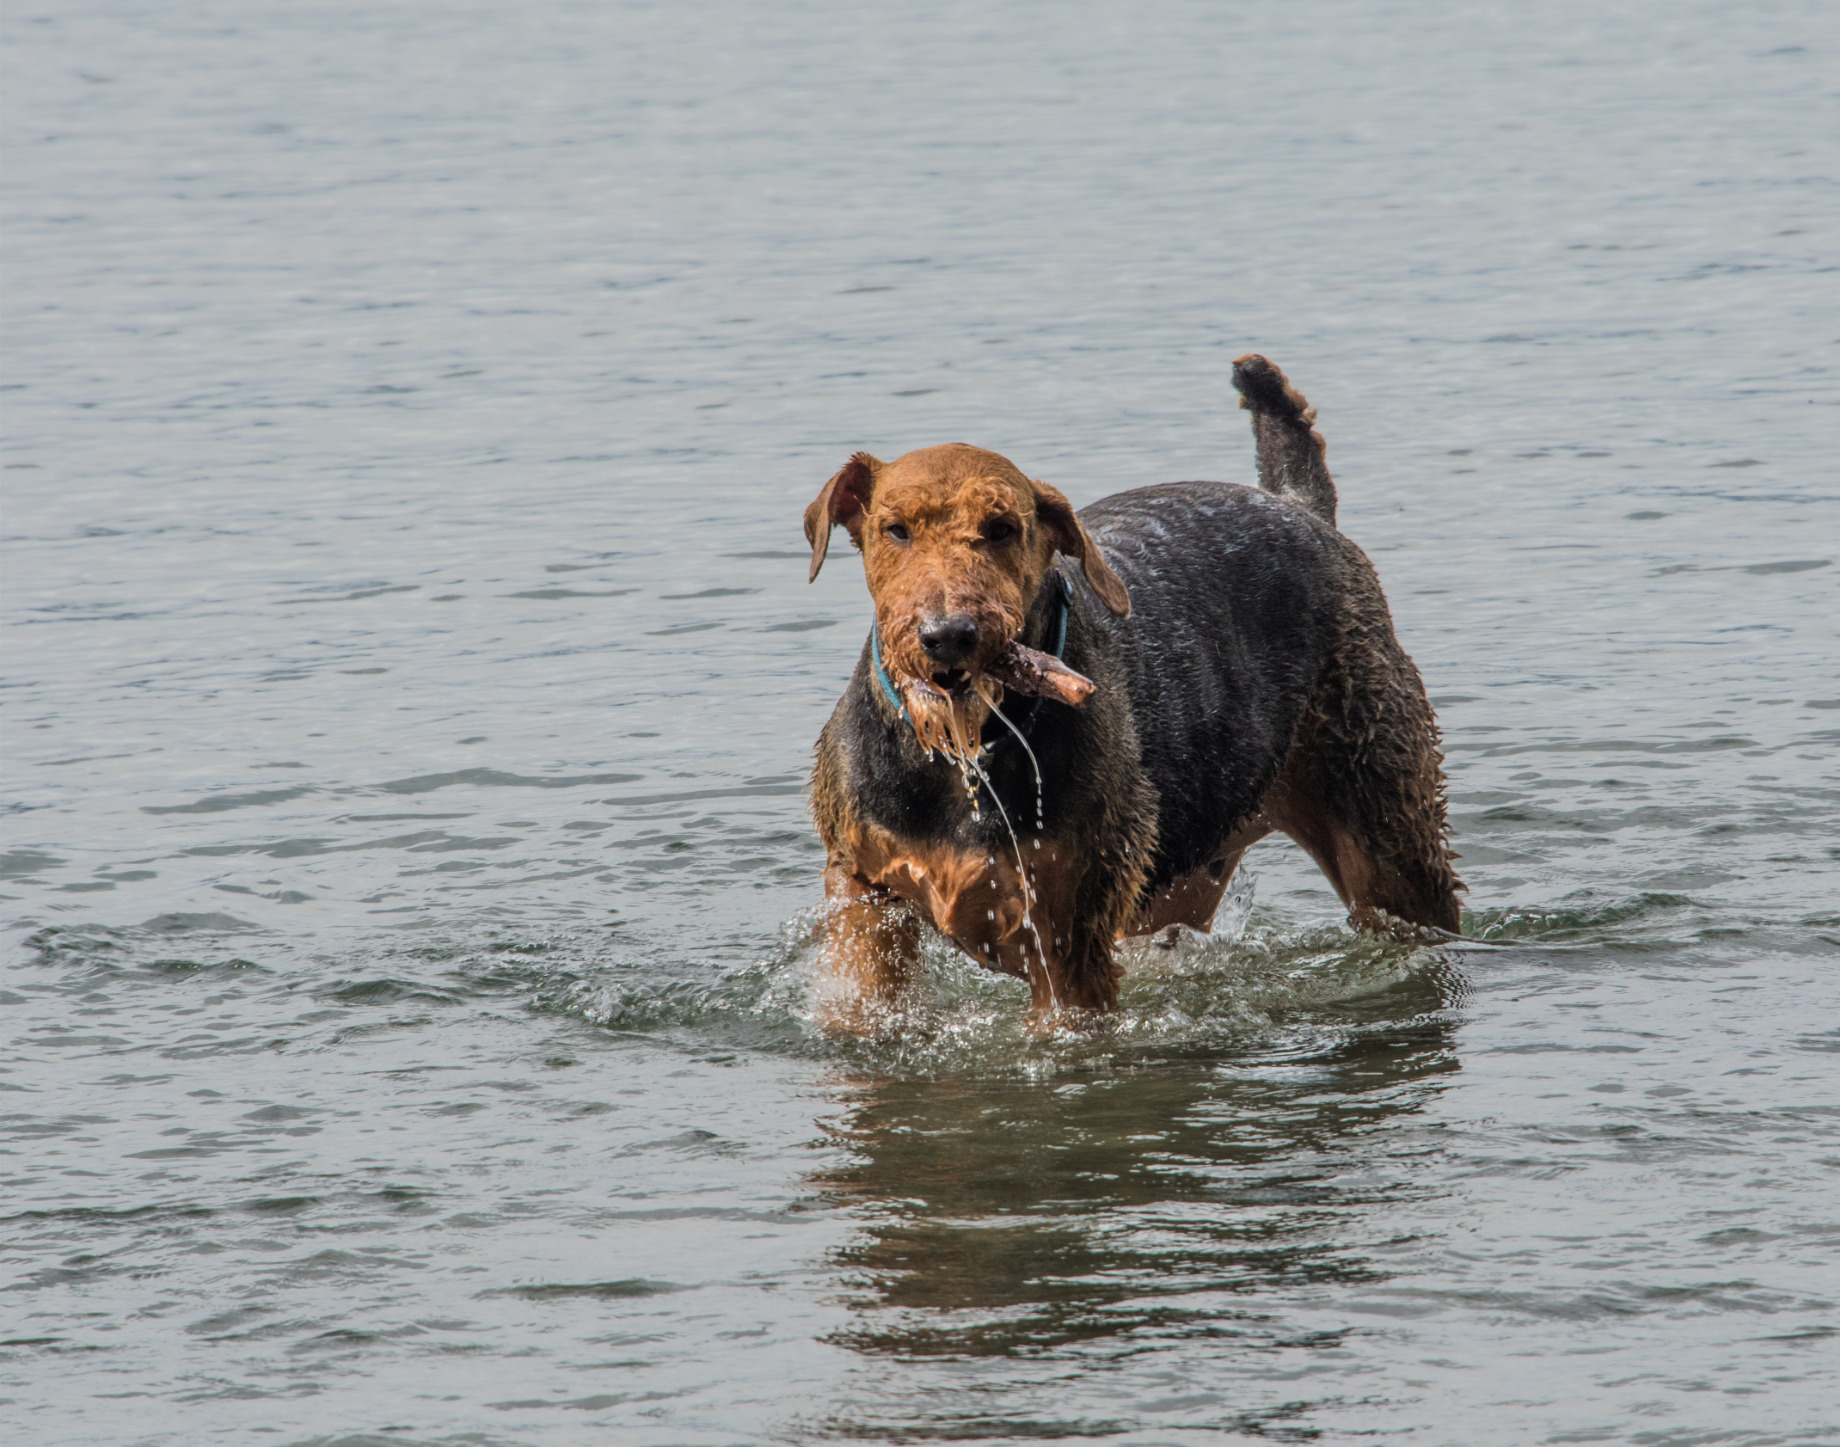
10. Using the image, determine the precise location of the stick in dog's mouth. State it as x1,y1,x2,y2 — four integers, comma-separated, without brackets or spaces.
896,641,1096,762
986,641,1095,709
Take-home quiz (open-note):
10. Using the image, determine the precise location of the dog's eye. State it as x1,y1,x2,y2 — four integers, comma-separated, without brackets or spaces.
982,520,1017,543
885,522,911,543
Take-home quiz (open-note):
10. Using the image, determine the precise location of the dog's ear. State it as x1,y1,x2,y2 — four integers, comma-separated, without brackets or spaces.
1032,479,1131,617
804,452,882,583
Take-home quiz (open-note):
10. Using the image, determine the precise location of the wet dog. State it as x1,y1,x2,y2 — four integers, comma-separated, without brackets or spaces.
804,356,1462,1024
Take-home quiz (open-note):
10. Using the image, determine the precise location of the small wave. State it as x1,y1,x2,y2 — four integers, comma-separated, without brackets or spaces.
476,1278,686,1301
1465,891,1697,945
21,916,266,973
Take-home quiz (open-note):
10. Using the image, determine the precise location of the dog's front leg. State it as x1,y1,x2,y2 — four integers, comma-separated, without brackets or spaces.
1009,930,1120,1022
811,866,921,1032
924,853,1118,1024
966,887,1091,1023
991,934,1070,1020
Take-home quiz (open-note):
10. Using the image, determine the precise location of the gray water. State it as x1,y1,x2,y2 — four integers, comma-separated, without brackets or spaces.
4,1,1838,1443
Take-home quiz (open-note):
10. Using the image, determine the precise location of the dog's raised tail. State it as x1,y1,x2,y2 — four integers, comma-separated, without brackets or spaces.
1231,354,1337,528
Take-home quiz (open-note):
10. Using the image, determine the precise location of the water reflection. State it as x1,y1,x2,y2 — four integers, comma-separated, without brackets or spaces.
815,1011,1461,1362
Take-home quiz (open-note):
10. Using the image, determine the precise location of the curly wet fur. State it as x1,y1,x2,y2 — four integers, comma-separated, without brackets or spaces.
805,355,1463,1022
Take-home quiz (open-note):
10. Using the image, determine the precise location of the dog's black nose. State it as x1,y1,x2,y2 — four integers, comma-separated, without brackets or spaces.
918,613,979,667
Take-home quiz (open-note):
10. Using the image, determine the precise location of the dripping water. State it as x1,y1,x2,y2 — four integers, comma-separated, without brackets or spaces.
962,747,1057,1011
984,692,1045,835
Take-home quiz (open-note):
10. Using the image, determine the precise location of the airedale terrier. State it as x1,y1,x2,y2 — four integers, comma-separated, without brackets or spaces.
803,355,1462,1023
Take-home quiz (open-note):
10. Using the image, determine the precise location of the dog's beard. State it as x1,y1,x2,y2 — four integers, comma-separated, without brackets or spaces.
898,672,1003,761
881,603,1032,760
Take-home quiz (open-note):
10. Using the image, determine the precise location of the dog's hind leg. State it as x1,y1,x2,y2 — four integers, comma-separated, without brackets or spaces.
1264,750,1461,935
1128,814,1272,937
1263,631,1464,936
1131,852,1248,937
1232,353,1337,527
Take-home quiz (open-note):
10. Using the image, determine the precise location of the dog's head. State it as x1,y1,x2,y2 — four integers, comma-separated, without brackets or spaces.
805,443,1129,750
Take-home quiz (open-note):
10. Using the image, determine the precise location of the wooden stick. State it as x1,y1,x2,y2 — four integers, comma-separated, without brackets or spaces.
987,642,1096,709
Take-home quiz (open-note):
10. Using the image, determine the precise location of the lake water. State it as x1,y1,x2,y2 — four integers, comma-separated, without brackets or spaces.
4,2,1837,1443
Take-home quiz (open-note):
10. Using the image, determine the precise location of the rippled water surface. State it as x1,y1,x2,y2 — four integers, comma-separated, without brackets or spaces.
5,2,1838,1443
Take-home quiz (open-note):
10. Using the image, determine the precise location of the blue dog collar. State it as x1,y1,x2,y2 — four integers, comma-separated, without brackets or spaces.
870,617,910,722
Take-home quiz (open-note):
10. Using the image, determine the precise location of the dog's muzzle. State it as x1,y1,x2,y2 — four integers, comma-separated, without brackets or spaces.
917,613,979,669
